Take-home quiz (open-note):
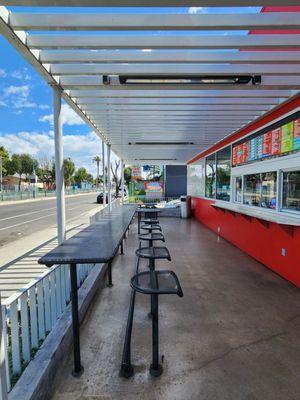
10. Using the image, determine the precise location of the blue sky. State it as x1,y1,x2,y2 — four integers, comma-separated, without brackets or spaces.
0,6,260,175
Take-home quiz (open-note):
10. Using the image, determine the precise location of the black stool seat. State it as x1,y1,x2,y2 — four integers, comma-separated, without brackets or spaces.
136,246,171,261
139,232,165,243
141,218,159,225
131,270,183,297
141,224,162,232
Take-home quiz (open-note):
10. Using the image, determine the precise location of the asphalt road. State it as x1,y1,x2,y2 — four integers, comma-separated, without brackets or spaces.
0,193,99,247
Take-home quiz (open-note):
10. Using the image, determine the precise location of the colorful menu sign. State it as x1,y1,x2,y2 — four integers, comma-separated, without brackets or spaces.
281,122,294,153
293,119,300,150
232,116,300,166
271,128,281,155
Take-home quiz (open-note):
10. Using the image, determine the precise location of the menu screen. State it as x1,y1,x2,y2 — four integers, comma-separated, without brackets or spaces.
232,117,300,166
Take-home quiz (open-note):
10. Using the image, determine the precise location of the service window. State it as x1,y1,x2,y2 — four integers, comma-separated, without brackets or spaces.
243,174,261,207
235,176,243,203
261,172,277,209
216,146,231,202
282,171,300,212
205,154,216,199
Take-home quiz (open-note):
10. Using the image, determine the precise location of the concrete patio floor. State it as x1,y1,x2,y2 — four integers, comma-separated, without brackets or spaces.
52,217,300,400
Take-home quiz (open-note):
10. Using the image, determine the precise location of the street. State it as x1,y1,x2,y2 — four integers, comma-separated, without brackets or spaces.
0,192,100,247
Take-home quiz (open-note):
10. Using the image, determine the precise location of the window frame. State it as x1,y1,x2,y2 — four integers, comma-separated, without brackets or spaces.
280,167,300,215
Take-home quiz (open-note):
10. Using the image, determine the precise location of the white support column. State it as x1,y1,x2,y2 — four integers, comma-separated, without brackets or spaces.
101,140,106,207
53,87,66,244
121,160,125,205
107,144,111,212
0,294,8,400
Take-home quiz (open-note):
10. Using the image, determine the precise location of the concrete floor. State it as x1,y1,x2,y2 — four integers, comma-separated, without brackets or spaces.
52,217,300,400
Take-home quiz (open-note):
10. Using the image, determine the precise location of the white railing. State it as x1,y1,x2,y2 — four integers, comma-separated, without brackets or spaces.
1,262,94,392
0,199,121,394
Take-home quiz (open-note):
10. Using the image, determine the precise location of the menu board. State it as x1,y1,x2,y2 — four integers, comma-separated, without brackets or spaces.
232,115,300,166
232,146,238,165
262,132,272,157
257,135,263,159
271,128,281,155
293,119,300,150
281,122,294,153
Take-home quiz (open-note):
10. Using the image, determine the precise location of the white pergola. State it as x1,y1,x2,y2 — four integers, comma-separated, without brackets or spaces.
0,1,300,241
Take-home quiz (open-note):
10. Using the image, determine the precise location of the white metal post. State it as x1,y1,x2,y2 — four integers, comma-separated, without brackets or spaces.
0,293,8,400
107,144,111,212
121,160,125,205
53,87,66,244
102,140,106,207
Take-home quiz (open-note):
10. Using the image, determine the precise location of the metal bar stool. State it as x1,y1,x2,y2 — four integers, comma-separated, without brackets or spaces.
120,270,183,378
141,218,159,225
140,224,162,232
136,233,166,273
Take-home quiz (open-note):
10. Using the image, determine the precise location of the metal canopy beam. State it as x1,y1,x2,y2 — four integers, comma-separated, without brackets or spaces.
89,107,268,114
28,34,300,49
69,89,292,98
61,76,300,90
2,1,300,6
40,50,300,65
77,98,279,105
51,63,300,76
10,12,300,31
85,104,269,110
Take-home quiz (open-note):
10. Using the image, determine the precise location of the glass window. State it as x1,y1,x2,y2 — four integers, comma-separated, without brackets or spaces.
235,176,243,203
282,171,300,212
261,172,277,209
216,146,231,202
205,154,216,198
243,174,261,207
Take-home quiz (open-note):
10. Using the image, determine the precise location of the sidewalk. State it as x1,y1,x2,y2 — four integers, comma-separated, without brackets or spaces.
0,205,100,300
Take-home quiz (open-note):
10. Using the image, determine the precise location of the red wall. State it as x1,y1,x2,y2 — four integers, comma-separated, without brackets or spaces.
192,197,300,288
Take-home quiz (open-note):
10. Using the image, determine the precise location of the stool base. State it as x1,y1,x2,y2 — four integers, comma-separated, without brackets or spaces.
120,364,134,378
150,363,163,377
71,365,84,378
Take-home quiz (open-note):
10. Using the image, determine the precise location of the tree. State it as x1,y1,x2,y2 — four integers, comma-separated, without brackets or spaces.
37,158,55,189
0,146,10,177
51,157,75,188
124,166,132,186
7,153,38,191
63,158,75,187
74,167,89,186
111,160,121,196
93,156,101,189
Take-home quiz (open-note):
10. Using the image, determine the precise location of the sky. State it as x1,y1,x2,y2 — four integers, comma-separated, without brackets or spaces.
0,6,260,176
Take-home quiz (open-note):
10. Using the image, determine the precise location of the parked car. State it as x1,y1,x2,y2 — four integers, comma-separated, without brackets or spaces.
97,193,108,204
96,192,118,204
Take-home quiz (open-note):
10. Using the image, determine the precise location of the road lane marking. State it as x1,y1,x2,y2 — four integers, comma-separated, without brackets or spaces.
0,194,96,222
0,203,97,232
0,206,56,222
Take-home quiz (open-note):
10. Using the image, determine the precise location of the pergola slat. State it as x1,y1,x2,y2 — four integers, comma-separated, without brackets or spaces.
28,34,300,49
76,98,279,105
2,1,300,6
85,104,269,111
50,63,300,76
70,89,291,98
40,50,300,65
10,13,300,31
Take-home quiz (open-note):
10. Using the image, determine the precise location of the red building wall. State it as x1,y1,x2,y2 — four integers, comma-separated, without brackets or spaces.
191,197,300,288
188,93,300,288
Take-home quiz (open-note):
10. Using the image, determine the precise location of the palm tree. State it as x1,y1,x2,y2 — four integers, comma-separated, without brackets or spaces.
93,156,101,189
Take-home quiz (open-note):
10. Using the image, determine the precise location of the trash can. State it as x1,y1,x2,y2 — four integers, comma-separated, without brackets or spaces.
180,195,191,218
